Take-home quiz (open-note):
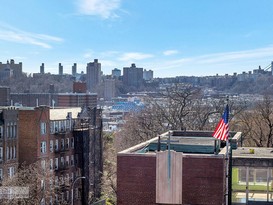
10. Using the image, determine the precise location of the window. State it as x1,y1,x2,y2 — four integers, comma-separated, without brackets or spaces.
55,158,58,170
55,139,58,151
41,160,46,171
50,121,55,134
60,121,65,132
40,141,47,154
65,156,69,166
13,123,17,138
55,121,59,133
10,146,13,159
61,139,64,150
0,169,3,180
71,172,74,183
71,137,74,148
41,179,45,191
8,167,15,178
40,122,46,135
0,126,3,138
61,157,64,167
13,146,16,159
65,173,70,185
50,140,53,152
6,147,9,160
9,123,13,138
0,147,3,160
49,179,53,190
65,138,69,149
6,123,9,138
71,155,74,166
66,119,71,131
50,159,53,171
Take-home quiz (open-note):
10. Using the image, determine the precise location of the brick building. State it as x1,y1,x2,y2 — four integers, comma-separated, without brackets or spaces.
0,107,19,182
117,131,242,205
73,81,87,93
18,106,103,204
10,92,97,108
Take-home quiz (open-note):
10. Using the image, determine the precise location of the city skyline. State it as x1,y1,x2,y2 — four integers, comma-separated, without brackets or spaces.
1,1,273,77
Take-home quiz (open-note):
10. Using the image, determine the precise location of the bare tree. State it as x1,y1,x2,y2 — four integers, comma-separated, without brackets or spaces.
236,96,273,147
0,161,68,205
100,132,117,205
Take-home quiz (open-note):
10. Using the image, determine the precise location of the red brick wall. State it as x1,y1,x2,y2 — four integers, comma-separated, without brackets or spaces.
73,82,87,93
117,154,225,205
117,154,157,205
182,155,225,205
18,110,38,165
18,107,50,165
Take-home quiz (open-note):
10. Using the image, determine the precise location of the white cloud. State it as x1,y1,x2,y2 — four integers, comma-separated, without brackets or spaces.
76,0,121,19
151,45,273,77
83,51,94,59
118,52,154,61
163,50,179,56
0,23,63,49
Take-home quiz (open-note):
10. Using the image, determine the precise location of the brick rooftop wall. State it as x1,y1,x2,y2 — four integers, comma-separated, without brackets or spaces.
117,154,225,205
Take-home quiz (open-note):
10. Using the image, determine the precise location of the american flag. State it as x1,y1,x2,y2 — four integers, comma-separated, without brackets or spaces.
213,105,229,141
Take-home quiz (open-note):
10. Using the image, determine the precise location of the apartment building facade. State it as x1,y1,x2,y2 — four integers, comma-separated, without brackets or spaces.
18,106,102,205
0,107,19,182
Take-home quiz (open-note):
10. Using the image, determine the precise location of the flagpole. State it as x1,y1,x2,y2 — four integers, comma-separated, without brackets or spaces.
225,96,229,205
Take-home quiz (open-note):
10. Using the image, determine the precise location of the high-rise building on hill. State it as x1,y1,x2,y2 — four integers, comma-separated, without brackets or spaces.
86,59,101,92
123,63,143,87
0,59,22,80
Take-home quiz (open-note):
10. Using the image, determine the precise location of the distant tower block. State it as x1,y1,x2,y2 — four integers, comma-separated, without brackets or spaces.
112,68,121,78
72,63,77,76
59,63,63,75
86,59,101,92
40,63,45,74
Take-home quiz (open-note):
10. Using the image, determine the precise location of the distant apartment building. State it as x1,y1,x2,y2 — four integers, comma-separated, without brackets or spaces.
57,93,97,107
40,63,45,74
0,87,10,106
0,59,22,80
0,107,19,182
123,63,143,87
112,68,121,78
73,82,87,93
59,63,63,75
10,92,97,108
104,79,116,101
143,69,153,81
86,59,101,92
71,63,77,77
18,106,103,205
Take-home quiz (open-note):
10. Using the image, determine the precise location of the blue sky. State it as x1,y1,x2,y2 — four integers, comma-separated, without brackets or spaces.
1,0,273,77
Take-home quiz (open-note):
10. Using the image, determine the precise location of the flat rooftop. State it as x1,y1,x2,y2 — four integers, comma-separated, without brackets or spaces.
232,147,273,167
120,131,241,155
233,147,273,159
